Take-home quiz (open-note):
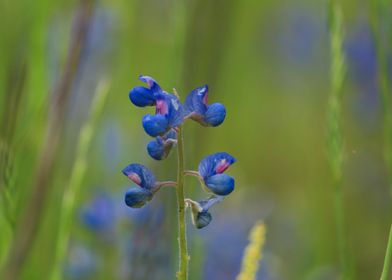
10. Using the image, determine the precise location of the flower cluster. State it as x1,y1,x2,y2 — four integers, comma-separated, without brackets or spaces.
123,75,236,228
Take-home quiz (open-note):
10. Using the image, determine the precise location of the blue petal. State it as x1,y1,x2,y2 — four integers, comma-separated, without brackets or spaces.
184,85,208,116
155,93,185,128
139,75,161,94
204,103,226,127
198,152,236,178
147,138,165,160
199,195,224,211
142,114,169,137
124,187,153,208
195,211,212,229
204,174,235,195
122,163,156,190
129,86,156,107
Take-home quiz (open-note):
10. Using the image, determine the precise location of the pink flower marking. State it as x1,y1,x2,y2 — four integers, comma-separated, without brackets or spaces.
215,159,230,174
128,173,142,185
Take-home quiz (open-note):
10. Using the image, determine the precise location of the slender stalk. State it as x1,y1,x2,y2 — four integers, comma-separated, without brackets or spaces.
176,126,189,280
50,79,109,280
327,1,348,278
371,0,392,197
381,224,392,280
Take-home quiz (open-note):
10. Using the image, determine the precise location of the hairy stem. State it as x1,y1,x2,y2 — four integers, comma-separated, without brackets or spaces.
176,126,188,280
381,224,392,280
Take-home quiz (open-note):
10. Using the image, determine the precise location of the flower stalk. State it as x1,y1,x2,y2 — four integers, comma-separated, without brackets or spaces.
176,126,189,280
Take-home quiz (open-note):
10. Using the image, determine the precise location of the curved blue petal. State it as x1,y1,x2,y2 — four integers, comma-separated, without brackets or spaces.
147,138,165,160
155,93,185,128
199,195,224,211
129,86,156,107
204,103,226,127
124,187,153,208
195,211,212,229
139,75,161,94
184,85,208,116
122,163,156,190
204,174,235,195
142,114,169,137
198,152,236,178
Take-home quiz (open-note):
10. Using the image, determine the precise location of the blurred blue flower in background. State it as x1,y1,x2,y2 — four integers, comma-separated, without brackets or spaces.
80,191,116,233
184,85,226,127
198,152,236,195
65,243,97,280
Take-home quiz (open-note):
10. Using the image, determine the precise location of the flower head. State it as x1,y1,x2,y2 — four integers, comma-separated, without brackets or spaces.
184,85,226,127
129,75,162,107
142,92,184,137
122,163,157,208
147,129,177,160
198,152,236,195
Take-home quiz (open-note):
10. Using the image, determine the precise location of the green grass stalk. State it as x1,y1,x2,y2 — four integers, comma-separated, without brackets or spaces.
371,0,392,197
327,1,348,278
176,126,189,280
381,224,392,280
50,79,110,280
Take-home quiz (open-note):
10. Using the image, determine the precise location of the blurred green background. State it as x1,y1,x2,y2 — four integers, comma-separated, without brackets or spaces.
1,0,392,279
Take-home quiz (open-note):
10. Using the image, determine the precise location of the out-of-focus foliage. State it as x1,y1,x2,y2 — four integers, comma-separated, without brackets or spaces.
1,0,392,279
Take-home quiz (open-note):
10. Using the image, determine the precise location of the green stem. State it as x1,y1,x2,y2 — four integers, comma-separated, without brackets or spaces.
176,126,189,280
381,224,392,280
334,180,347,279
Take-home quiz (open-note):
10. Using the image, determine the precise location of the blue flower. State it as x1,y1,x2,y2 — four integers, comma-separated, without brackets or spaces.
147,129,177,160
80,191,116,232
184,85,226,127
198,152,236,195
122,164,157,208
128,75,161,107
186,196,224,229
142,92,184,137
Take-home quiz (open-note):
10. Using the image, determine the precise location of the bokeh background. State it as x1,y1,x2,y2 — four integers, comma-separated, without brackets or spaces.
1,0,392,279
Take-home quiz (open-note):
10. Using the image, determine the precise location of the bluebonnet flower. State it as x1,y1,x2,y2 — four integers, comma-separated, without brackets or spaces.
184,85,226,127
80,191,116,232
142,92,184,137
186,196,224,229
147,129,177,160
129,75,161,107
198,152,236,195
122,164,157,208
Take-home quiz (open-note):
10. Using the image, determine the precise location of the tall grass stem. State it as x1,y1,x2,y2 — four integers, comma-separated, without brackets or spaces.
50,79,110,280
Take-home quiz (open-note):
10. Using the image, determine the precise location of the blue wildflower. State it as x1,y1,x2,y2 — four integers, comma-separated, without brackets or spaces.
147,129,177,160
122,164,157,208
129,75,161,107
142,92,184,137
198,152,236,195
184,85,226,127
80,191,115,232
186,196,224,229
